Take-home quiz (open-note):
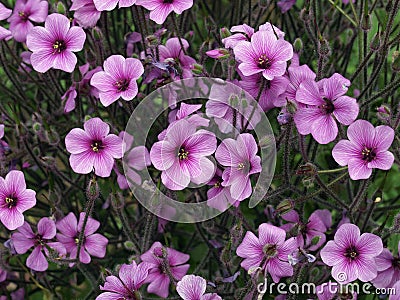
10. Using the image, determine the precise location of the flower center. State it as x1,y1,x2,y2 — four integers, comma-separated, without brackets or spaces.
91,141,103,152
18,11,29,21
361,147,376,162
321,98,335,114
5,196,17,208
257,54,271,69
115,79,130,92
163,0,174,3
345,246,358,260
53,40,67,54
178,148,189,160
263,244,278,258
392,257,400,269
214,181,221,188
34,234,46,246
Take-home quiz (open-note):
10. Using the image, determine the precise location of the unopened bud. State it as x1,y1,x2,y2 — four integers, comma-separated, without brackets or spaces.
392,51,400,72
376,104,391,122
302,177,315,188
32,122,42,133
146,35,159,47
86,178,99,201
57,2,66,14
296,162,317,176
192,63,204,75
206,49,230,59
370,32,381,51
220,27,231,39
275,199,295,216
124,240,136,251
318,36,331,57
92,27,103,41
361,13,371,31
286,100,297,114
45,127,60,146
293,38,303,53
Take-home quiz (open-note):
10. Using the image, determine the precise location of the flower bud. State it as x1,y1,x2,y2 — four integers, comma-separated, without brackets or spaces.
293,38,303,53
286,100,297,114
220,27,231,39
392,51,400,72
318,36,331,57
32,122,42,133
192,63,204,75
370,32,381,51
57,2,66,14
92,27,103,42
145,35,159,47
361,13,371,31
302,177,315,188
206,49,230,59
275,199,295,216
45,127,60,146
376,104,391,122
86,177,99,201
296,162,317,176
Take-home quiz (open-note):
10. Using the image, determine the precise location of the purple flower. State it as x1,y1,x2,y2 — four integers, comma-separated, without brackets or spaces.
320,223,383,284
372,242,400,288
176,275,222,300
70,0,101,28
0,170,36,230
94,0,136,11
140,241,190,298
206,49,230,59
236,223,297,283
234,30,293,80
294,73,359,144
215,134,261,202
332,119,394,180
26,13,86,73
65,117,123,177
150,119,217,190
8,0,48,42
56,212,108,264
90,55,144,107
11,218,66,272
96,261,152,300
277,0,296,13
280,209,331,251
207,168,237,212
0,3,12,41
136,0,194,24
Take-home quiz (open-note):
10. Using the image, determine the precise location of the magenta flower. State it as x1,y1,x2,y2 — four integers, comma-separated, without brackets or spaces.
236,223,297,283
320,223,383,284
150,119,217,190
0,3,12,41
280,209,331,251
141,241,190,298
70,0,102,28
11,218,66,272
56,212,108,264
215,134,261,202
207,168,237,212
234,30,293,80
332,120,394,180
96,261,152,300
372,242,400,288
90,55,144,107
176,275,222,300
206,49,230,59
294,73,359,144
26,13,86,73
65,117,123,178
8,0,48,42
136,0,194,24
93,0,136,11
0,170,36,230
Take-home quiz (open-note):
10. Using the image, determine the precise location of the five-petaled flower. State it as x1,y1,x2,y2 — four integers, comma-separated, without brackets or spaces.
26,13,86,73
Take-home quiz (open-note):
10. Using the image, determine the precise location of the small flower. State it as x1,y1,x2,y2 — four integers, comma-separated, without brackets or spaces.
236,223,297,283
65,117,123,177
8,0,48,42
90,55,144,107
0,170,36,230
332,119,394,180
234,30,293,80
96,261,152,300
93,0,136,11
215,134,261,202
56,212,108,264
136,0,194,24
26,13,86,73
11,218,66,272
70,0,102,28
150,119,217,190
320,223,383,284
294,73,359,144
141,241,190,298
372,242,400,288
176,275,222,300
206,49,230,59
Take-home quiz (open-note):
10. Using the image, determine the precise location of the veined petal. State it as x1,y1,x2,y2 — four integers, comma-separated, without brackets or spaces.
367,151,394,170
333,96,359,125
348,157,372,180
332,140,359,166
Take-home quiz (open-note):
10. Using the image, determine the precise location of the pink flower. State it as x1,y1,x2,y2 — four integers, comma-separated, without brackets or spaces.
141,241,190,298
215,134,261,202
26,13,86,73
294,73,359,144
56,212,108,264
206,49,230,59
65,117,123,177
332,120,394,180
236,223,297,283
177,275,222,300
8,0,48,42
0,3,12,41
320,223,383,284
372,242,400,288
136,0,194,24
150,119,217,190
90,55,144,107
70,0,101,28
280,209,331,251
96,261,152,300
0,170,36,230
234,30,293,80
11,218,66,272
93,0,136,11
282,64,316,103
62,84,77,113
